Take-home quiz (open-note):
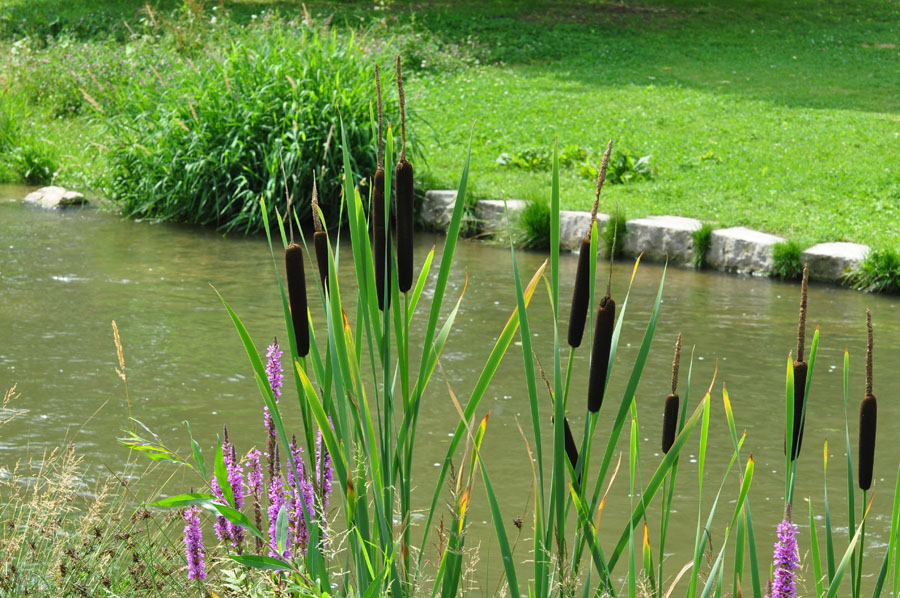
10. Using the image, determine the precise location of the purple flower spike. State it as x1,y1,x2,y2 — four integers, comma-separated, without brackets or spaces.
769,504,799,598
183,505,206,580
316,423,334,510
267,475,290,559
246,448,265,552
266,337,284,398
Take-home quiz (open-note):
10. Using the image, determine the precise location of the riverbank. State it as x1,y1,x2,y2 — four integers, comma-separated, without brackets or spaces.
2,0,898,245
422,189,875,287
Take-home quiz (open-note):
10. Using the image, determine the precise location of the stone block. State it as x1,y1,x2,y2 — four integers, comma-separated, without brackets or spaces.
707,227,783,274
560,210,609,252
23,186,86,209
802,242,869,281
474,199,526,232
622,215,703,264
421,190,457,231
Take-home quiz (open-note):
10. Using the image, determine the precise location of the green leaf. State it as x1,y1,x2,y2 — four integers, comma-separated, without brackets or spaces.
215,442,235,508
229,554,293,572
198,502,263,541
184,421,206,479
152,492,215,508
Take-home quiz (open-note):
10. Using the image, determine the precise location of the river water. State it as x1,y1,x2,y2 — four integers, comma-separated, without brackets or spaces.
3,185,899,593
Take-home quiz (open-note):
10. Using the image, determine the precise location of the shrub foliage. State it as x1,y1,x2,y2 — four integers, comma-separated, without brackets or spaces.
105,24,399,232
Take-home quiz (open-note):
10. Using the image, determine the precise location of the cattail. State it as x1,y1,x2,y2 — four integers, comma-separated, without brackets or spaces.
563,417,580,477
311,176,329,290
395,56,414,293
372,66,390,311
859,309,877,491
787,267,809,460
662,334,682,454
567,140,613,348
587,294,616,413
586,194,619,414
285,243,309,357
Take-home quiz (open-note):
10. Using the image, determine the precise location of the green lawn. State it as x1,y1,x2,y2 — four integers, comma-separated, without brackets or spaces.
2,0,899,248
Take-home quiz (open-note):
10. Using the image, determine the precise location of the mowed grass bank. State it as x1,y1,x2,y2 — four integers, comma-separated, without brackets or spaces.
401,1,900,249
1,0,899,248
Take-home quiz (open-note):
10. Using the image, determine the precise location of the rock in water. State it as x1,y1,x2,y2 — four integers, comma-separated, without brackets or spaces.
23,186,86,209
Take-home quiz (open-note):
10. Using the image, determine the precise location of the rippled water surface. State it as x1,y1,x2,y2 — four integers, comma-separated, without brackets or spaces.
3,185,900,592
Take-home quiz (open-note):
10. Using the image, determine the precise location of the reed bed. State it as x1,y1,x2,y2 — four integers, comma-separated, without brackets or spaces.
67,71,900,598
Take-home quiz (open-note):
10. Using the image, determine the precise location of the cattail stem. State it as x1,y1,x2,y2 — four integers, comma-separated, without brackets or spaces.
866,309,873,397
797,267,808,362
590,139,613,222
607,204,619,296
671,333,682,396
397,55,407,162
375,65,383,169
285,243,310,356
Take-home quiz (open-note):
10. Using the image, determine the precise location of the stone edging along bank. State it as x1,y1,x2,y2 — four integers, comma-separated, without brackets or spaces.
422,190,870,284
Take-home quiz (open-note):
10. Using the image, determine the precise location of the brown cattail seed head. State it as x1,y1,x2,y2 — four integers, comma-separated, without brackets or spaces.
563,417,580,483
858,393,877,491
285,243,309,356
395,158,414,293
587,294,616,413
787,360,807,460
567,235,592,348
373,168,390,311
661,393,679,454
314,231,328,291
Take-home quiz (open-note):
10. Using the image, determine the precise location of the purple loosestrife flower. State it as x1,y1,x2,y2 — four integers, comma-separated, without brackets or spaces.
246,448,265,552
288,437,315,553
183,506,206,580
769,504,800,598
264,338,283,477
227,444,245,552
267,475,290,559
316,423,334,510
266,337,284,397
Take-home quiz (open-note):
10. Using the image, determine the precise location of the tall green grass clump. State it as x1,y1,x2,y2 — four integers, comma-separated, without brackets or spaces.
773,240,805,280
105,23,400,233
515,196,552,249
692,222,712,269
848,249,900,293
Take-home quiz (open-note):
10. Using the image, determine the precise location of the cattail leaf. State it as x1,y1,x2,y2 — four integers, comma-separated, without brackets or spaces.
416,260,545,572
809,500,825,598
569,482,615,592
604,393,709,574
406,245,435,325
825,496,874,597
